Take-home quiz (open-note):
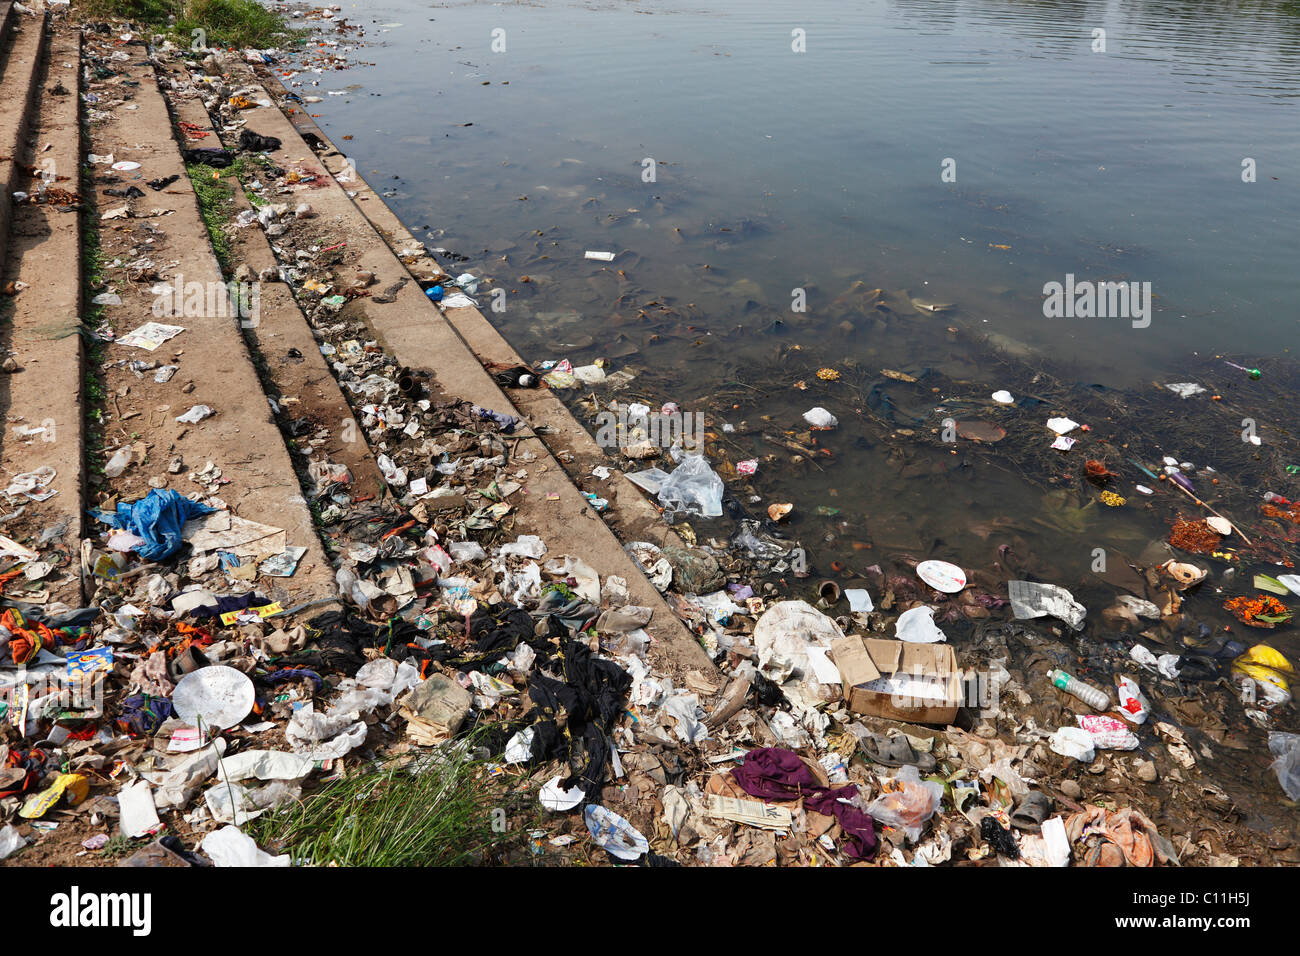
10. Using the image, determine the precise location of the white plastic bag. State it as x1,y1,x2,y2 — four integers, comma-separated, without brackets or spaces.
0,825,27,861
803,406,838,429
657,455,724,518
584,805,649,860
895,605,947,643
201,825,290,867
1268,732,1300,800
752,600,844,694
1048,726,1095,763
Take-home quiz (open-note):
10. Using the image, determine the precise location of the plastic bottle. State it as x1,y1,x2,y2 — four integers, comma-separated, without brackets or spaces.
335,566,370,613
104,448,132,478
1048,668,1111,710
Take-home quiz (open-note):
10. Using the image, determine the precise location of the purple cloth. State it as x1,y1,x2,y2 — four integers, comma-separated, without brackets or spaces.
732,747,877,860
805,787,878,860
731,746,820,800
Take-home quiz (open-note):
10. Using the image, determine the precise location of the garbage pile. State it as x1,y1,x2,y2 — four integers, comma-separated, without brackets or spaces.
5,23,1297,869
9,460,1295,867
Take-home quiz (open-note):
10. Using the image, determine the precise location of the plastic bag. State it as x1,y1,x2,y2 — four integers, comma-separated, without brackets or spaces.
662,546,725,594
753,600,845,692
335,567,370,612
1115,675,1150,724
895,606,947,643
1048,726,1095,762
584,805,649,860
1008,580,1087,631
0,825,28,861
803,406,838,429
657,455,723,518
865,765,942,843
730,519,791,561
104,448,132,478
1268,732,1300,800
200,825,289,867
88,489,216,561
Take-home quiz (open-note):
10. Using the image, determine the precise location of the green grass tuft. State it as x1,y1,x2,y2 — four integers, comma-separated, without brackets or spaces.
177,0,287,48
79,0,179,23
77,0,290,49
248,743,527,867
185,163,234,269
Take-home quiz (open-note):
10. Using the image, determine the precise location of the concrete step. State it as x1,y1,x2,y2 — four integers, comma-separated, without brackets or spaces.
0,3,16,66
210,54,715,679
79,36,336,608
0,20,82,604
280,98,696,559
154,61,389,516
0,5,47,263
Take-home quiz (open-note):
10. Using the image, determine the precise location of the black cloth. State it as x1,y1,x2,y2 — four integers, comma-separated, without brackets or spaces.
981,816,1020,858
281,609,372,674
525,640,631,799
188,592,270,621
182,147,233,168
238,130,282,152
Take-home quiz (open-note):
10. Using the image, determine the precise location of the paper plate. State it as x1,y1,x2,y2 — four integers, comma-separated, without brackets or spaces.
916,560,967,593
171,666,254,730
539,774,585,812
111,161,141,171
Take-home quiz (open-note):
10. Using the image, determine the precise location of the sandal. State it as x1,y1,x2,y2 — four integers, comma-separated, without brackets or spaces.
1010,791,1053,833
860,732,936,772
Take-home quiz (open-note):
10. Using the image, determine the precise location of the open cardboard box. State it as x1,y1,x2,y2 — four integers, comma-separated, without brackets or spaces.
830,635,963,725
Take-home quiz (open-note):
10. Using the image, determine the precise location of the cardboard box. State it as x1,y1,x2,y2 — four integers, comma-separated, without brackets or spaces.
830,635,962,725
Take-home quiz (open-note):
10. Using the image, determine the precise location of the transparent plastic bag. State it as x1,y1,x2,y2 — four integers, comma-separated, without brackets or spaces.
865,765,942,843
1268,732,1300,799
657,455,724,518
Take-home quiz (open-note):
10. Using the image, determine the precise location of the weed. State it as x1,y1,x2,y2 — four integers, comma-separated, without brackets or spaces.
248,742,526,866
100,834,139,859
79,0,290,49
185,163,234,269
177,0,288,49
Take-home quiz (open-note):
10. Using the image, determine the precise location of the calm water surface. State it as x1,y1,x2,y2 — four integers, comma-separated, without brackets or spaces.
288,0,1300,823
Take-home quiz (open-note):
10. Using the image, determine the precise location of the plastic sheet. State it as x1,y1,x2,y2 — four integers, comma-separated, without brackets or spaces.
200,825,290,867
1268,732,1300,799
657,455,723,518
89,489,216,561
895,606,947,643
865,765,942,843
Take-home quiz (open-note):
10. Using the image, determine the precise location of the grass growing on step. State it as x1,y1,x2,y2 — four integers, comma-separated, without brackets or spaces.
79,0,179,24
185,163,234,270
78,0,291,49
247,742,527,867
178,0,288,48
80,178,109,476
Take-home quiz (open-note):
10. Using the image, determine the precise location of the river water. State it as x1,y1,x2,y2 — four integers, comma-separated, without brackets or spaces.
287,0,1300,829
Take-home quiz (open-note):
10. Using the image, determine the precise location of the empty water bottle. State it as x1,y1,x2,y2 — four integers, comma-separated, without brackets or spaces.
1048,668,1110,711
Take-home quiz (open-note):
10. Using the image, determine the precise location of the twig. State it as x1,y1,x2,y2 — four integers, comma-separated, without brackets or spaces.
1169,479,1254,546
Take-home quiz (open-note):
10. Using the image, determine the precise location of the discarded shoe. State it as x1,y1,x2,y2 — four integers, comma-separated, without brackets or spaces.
1010,790,1053,833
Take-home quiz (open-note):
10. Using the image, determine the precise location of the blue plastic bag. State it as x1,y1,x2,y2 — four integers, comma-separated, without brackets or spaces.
89,489,216,561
